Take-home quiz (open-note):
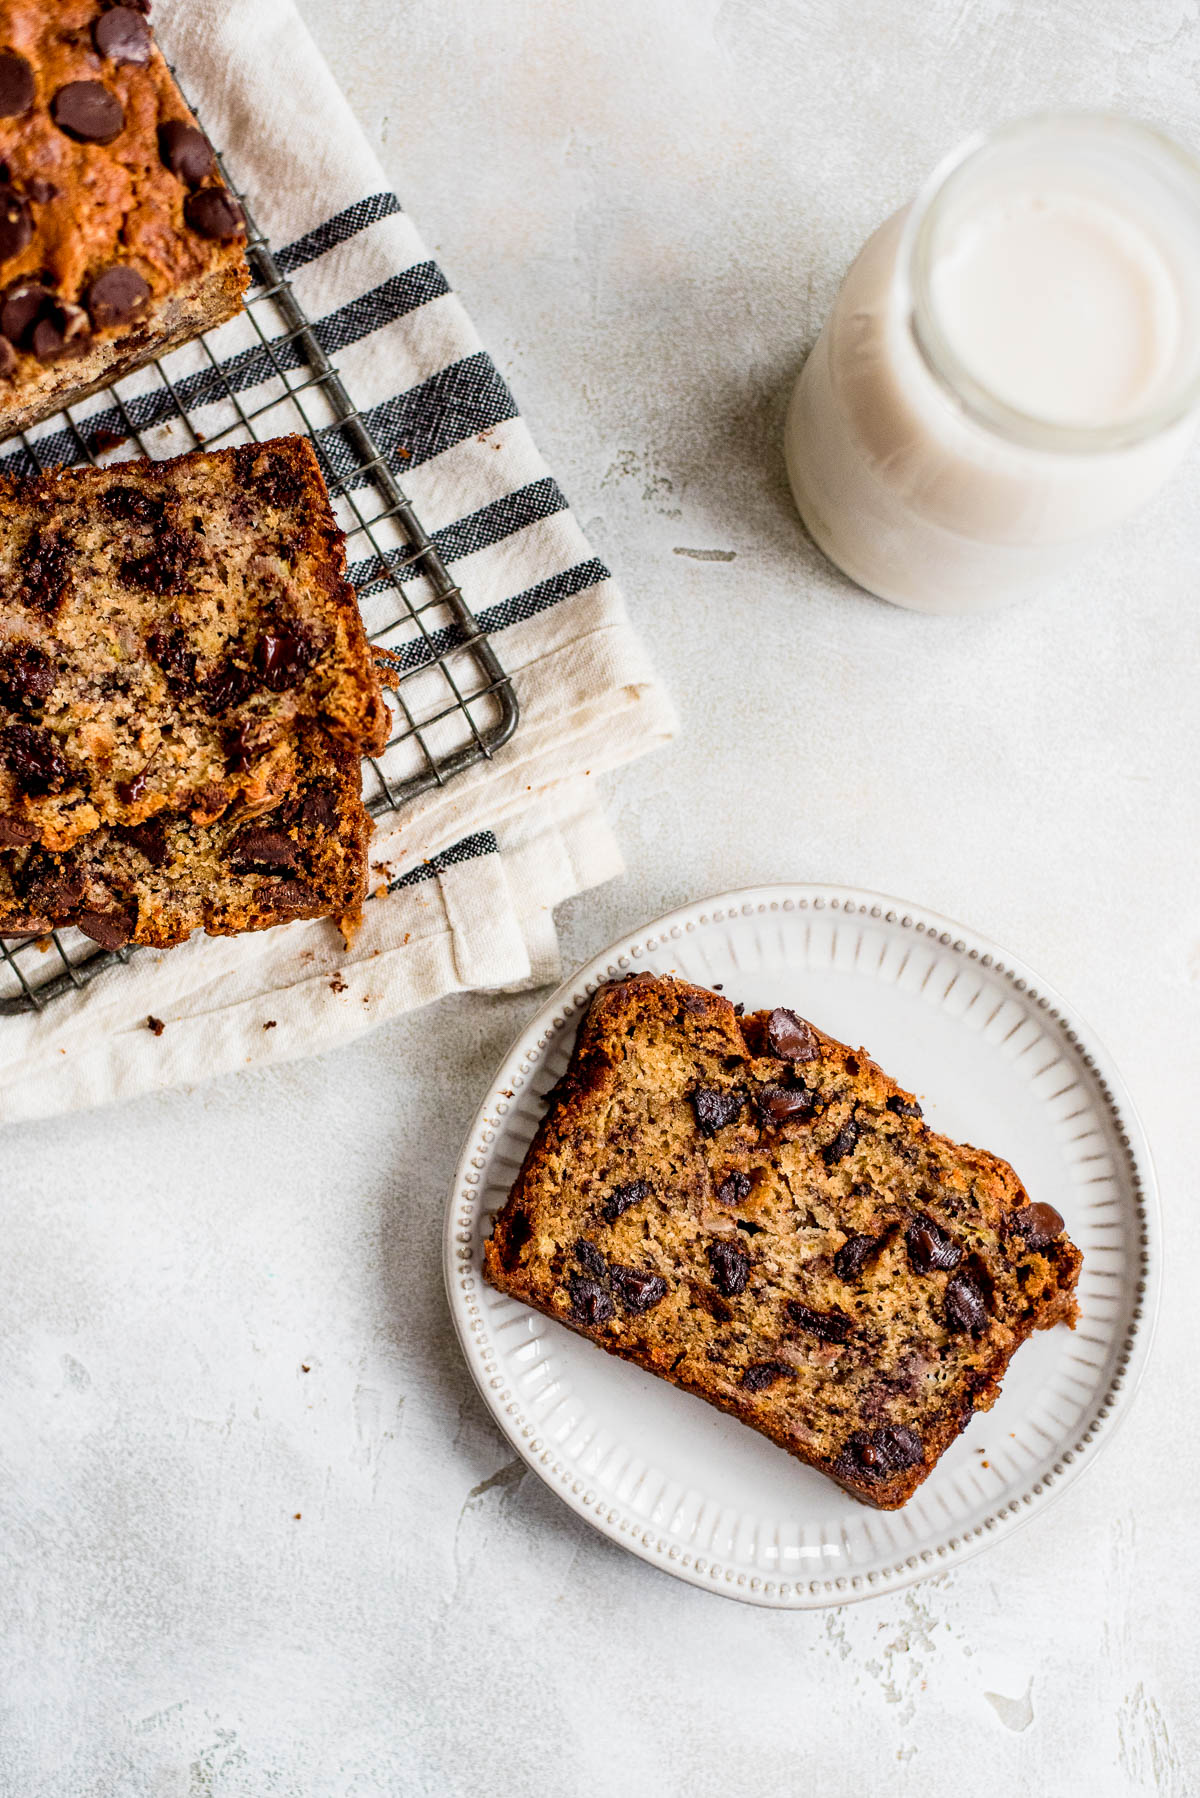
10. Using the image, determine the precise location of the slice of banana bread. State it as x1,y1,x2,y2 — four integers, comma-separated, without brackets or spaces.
0,727,371,948
0,437,388,851
483,973,1082,1510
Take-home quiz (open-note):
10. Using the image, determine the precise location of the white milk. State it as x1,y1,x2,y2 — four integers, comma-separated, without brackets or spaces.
785,115,1200,613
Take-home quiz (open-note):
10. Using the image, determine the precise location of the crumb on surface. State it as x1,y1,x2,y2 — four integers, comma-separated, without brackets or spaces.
329,974,348,995
147,1015,164,1036
263,1020,277,1031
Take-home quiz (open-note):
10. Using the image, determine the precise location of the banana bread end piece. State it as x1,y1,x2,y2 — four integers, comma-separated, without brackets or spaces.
484,973,1082,1510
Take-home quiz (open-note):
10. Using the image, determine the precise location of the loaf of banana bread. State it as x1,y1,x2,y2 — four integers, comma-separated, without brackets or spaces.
0,436,388,851
0,726,371,947
484,973,1082,1510
0,0,249,437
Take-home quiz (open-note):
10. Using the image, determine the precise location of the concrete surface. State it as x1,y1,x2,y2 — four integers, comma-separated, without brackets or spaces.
3,0,1199,1792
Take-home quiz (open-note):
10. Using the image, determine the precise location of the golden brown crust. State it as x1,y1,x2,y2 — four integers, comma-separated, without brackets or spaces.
0,436,387,849
483,974,1083,1510
0,0,249,434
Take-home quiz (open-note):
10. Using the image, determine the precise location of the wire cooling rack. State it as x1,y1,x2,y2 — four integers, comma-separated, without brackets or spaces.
0,126,518,1018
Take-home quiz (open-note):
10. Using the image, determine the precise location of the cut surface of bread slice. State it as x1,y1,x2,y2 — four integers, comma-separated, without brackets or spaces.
484,973,1082,1509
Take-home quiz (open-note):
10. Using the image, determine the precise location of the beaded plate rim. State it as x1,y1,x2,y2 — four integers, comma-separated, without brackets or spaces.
443,884,1159,1609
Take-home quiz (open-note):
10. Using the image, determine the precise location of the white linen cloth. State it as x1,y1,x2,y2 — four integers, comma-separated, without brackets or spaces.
0,0,674,1122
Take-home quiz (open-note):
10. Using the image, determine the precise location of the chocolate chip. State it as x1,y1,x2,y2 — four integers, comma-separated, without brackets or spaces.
785,1301,853,1343
118,818,168,866
299,786,337,829
570,1238,606,1281
222,721,255,773
266,879,316,912
25,179,56,205
100,484,164,525
254,628,312,692
497,1206,531,1272
886,1094,923,1118
689,1086,745,1136
833,1232,884,1283
51,82,125,145
602,1178,650,1224
567,1273,613,1327
742,1359,793,1392
0,644,53,708
120,529,197,593
205,658,255,713
944,1272,989,1335
93,7,152,62
184,187,245,242
145,620,196,694
31,303,90,363
755,1081,815,1126
20,529,70,615
0,52,34,117
2,722,66,795
611,1266,667,1313
157,120,215,185
766,1007,819,1061
821,1115,862,1166
1009,1202,1065,1252
1,280,52,346
77,906,134,950
0,814,34,846
229,828,299,873
707,1238,749,1298
0,188,31,262
86,265,150,328
715,1171,751,1206
835,1425,924,1487
905,1214,963,1275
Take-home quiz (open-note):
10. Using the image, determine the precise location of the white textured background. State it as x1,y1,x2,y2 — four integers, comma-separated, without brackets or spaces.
3,0,1199,1792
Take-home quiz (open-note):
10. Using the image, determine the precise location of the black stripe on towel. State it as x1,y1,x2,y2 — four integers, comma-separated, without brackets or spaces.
348,476,570,596
376,557,609,675
317,350,519,482
275,192,403,274
386,829,499,891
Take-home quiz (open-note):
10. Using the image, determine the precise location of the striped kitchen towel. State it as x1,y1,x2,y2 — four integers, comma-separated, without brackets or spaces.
0,0,674,1123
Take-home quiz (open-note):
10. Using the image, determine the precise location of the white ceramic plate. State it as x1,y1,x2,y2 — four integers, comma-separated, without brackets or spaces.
444,886,1157,1608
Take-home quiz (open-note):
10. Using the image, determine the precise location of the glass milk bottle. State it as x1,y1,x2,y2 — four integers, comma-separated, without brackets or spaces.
784,114,1200,613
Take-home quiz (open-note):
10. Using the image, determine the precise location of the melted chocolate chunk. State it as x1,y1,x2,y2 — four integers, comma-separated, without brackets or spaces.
567,1272,613,1327
118,818,168,867
905,1214,963,1275
205,658,255,713
1008,1201,1065,1252
833,1231,884,1283
742,1359,793,1393
821,1114,862,1166
87,266,151,328
120,529,198,594
300,786,337,829
77,905,134,950
0,814,34,846
689,1086,745,1136
0,644,54,708
0,188,31,262
266,879,316,912
785,1301,853,1343
886,1094,923,1118
0,52,34,117
254,628,312,692
52,82,125,145
835,1425,924,1487
602,1178,650,1224
715,1171,752,1206
158,120,215,185
32,303,90,363
755,1081,815,1126
20,529,71,615
184,187,245,242
573,1238,607,1281
2,723,66,795
229,828,299,873
146,625,197,697
611,1266,667,1313
765,1006,819,1061
944,1272,989,1335
0,280,53,347
497,1206,531,1273
100,484,165,526
707,1237,749,1298
93,7,152,62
